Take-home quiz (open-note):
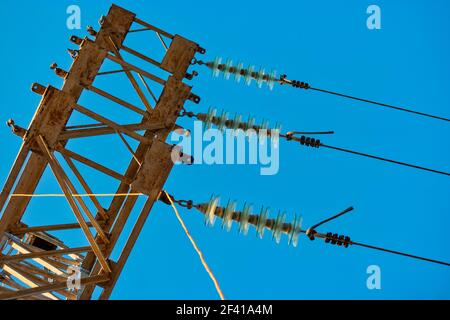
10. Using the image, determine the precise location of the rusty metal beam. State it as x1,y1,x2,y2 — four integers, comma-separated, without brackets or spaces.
87,85,147,115
0,144,29,214
2,264,59,300
37,136,111,273
0,246,92,263
7,236,67,275
133,18,173,39
0,274,109,300
108,36,153,112
10,223,96,235
62,156,108,220
72,104,152,144
59,122,165,140
106,54,166,85
98,191,159,299
56,146,128,183
121,45,161,68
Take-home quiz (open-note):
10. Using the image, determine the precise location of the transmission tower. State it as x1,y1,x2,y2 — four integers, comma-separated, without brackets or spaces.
0,4,204,300
1,4,448,301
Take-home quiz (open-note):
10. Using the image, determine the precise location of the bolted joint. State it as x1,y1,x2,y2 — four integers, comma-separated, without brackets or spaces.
50,63,69,78
178,199,194,209
98,15,106,26
70,35,83,45
31,83,46,95
87,25,98,37
188,93,201,104
185,71,198,80
179,151,194,165
67,48,79,59
306,228,317,241
6,119,27,138
170,144,194,165
196,46,206,54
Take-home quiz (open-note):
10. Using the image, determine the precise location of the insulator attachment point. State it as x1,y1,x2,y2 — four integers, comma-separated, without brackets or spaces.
67,48,79,59
31,83,46,95
196,46,206,54
50,64,68,78
306,228,317,241
6,118,27,138
70,35,83,45
87,25,97,37
189,93,201,104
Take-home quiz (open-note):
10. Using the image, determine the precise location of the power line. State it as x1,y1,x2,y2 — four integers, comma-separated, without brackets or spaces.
308,232,450,267
309,87,450,123
320,143,450,177
280,132,450,176
351,240,450,267
280,132,449,177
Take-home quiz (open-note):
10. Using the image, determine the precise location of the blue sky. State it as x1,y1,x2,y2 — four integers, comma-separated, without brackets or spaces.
0,0,449,299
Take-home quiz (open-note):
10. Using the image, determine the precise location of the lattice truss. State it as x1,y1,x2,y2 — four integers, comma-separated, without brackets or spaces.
0,5,204,300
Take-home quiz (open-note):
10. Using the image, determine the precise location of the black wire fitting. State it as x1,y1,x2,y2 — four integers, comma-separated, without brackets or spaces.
291,80,310,89
280,75,310,89
285,134,321,148
325,232,351,248
179,108,196,118
191,58,204,65
177,200,194,209
300,136,321,148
